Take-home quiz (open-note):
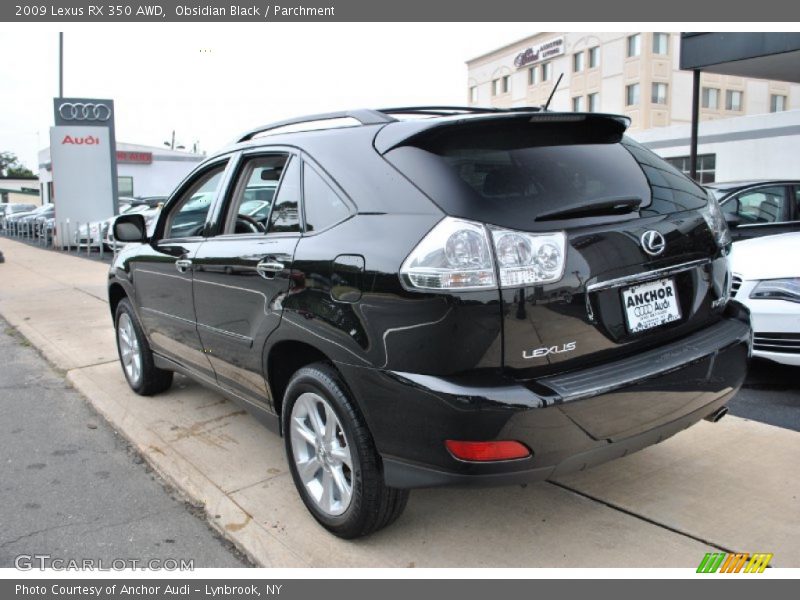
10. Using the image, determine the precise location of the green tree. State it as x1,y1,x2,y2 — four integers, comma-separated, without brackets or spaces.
0,151,35,178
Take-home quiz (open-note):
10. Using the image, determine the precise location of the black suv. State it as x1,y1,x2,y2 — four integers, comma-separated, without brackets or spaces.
109,107,750,538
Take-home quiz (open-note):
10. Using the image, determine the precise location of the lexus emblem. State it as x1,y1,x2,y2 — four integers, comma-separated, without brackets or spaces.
640,230,666,256
58,102,112,122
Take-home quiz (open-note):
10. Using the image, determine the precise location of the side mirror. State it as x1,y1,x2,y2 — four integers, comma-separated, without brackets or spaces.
113,213,147,243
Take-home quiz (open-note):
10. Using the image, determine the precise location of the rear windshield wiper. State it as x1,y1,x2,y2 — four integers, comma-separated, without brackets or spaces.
535,197,642,221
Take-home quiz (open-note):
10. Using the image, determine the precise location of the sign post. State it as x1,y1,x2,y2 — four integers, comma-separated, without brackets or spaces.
51,97,119,247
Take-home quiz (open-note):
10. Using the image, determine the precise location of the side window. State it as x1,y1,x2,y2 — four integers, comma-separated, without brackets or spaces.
164,164,226,239
223,154,288,234
303,164,351,232
733,186,788,224
267,157,301,233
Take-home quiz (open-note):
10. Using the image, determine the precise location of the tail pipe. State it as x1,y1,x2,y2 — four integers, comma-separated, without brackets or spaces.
704,406,729,423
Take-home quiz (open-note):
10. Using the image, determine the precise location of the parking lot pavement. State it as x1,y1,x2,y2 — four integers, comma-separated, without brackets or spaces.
729,359,800,432
0,318,249,568
1,236,799,567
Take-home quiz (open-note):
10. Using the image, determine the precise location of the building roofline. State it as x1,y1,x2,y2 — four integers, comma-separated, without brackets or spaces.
465,32,549,65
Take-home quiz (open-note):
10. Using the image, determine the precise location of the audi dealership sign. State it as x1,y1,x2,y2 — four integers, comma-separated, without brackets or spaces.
57,102,113,122
50,97,119,245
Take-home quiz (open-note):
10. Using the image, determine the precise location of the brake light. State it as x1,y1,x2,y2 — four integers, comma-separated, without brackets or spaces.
400,216,566,290
445,440,531,462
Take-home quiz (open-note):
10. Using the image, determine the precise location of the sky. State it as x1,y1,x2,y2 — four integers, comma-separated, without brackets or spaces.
0,23,542,171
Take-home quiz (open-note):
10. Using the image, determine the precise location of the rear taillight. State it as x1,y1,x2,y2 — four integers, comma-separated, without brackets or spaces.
701,192,732,248
489,227,566,287
445,440,531,462
400,216,566,291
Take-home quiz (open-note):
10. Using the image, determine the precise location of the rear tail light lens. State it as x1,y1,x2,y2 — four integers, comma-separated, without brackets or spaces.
490,228,566,287
702,193,732,248
400,217,496,290
400,216,566,291
445,440,531,462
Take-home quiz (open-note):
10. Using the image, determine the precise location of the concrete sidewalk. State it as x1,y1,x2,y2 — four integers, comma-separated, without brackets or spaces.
1,237,798,567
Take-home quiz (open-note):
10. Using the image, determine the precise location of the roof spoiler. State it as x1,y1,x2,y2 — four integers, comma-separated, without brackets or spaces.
373,112,632,154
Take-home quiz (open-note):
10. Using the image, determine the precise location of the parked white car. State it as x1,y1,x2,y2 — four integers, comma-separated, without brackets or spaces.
730,232,800,366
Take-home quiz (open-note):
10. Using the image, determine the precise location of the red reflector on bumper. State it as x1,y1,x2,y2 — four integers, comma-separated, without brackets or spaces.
445,440,531,462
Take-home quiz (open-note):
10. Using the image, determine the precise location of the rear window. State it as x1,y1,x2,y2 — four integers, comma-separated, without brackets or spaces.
442,143,648,214
383,117,708,230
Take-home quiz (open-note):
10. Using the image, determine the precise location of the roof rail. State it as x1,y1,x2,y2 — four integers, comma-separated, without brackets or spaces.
235,105,546,143
236,109,396,143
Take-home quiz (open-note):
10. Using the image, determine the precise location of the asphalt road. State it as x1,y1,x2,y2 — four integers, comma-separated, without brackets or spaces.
0,318,249,569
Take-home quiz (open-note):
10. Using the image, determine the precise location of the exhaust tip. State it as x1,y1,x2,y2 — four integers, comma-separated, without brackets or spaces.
704,406,729,423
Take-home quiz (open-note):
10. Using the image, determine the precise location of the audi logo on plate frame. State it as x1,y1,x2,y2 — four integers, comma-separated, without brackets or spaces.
58,102,112,122
640,230,666,256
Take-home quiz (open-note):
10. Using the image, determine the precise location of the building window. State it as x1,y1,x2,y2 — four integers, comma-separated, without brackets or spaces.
652,33,669,55
492,79,499,96
573,52,584,73
702,87,720,109
572,96,585,112
651,82,668,105
588,92,600,112
588,46,600,68
501,75,510,94
726,90,743,111
541,62,552,82
118,176,134,197
627,34,641,58
469,86,478,103
528,66,538,85
665,154,717,184
626,83,640,106
770,94,787,112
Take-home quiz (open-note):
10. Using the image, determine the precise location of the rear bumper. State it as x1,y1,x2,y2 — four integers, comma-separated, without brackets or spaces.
338,304,751,489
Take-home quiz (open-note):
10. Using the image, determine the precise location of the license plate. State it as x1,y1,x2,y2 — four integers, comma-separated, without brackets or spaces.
621,278,682,333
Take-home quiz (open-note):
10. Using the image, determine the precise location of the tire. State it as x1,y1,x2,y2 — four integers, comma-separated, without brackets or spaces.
282,362,409,538
115,298,173,396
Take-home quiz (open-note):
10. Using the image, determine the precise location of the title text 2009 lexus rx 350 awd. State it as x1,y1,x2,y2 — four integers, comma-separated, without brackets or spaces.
109,107,751,538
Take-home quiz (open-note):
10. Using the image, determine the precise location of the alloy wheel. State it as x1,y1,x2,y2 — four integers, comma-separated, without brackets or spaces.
289,392,354,516
117,313,142,386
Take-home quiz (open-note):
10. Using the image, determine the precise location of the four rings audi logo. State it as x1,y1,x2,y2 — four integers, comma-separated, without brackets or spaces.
58,102,112,122
640,230,666,256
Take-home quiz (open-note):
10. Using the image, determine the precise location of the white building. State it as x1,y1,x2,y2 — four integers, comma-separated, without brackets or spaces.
38,142,204,204
467,32,800,182
631,109,800,183
467,32,800,131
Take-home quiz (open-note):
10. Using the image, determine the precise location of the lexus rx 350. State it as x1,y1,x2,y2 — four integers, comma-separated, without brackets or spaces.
108,107,751,538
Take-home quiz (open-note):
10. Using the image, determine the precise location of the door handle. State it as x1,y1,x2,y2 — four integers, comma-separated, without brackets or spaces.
175,259,193,273
256,260,284,279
